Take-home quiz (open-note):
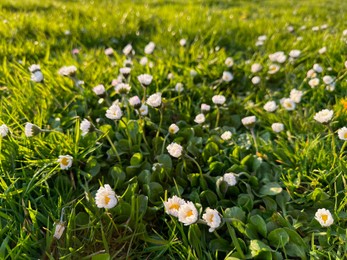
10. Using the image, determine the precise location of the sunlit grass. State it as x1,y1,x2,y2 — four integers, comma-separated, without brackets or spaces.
1,0,347,259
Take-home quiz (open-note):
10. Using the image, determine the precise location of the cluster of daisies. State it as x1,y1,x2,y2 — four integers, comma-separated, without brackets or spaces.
10,31,346,243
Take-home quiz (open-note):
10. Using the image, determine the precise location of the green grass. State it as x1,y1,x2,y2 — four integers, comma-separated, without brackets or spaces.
1,0,347,259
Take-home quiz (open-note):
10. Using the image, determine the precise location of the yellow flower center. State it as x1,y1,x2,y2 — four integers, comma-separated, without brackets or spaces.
321,214,328,223
344,132,347,139
286,102,292,108
104,196,110,205
208,214,214,223
186,210,193,217
169,203,180,211
61,157,69,166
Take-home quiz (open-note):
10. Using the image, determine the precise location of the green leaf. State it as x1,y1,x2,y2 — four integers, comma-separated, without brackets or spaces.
209,161,225,176
245,223,259,240
283,228,307,247
85,157,101,176
114,202,132,222
137,194,148,216
268,228,290,248
209,238,232,253
200,190,218,206
202,142,219,162
224,207,246,222
138,170,152,185
156,154,172,172
249,215,267,237
237,194,254,212
109,166,126,189
285,242,307,259
249,240,273,257
259,182,283,196
92,253,110,260
130,153,143,166
75,212,89,226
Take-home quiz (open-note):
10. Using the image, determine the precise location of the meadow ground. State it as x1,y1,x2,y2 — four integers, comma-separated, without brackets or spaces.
1,0,347,259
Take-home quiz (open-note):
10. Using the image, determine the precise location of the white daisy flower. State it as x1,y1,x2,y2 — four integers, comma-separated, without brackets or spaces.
280,98,296,111
338,127,347,140
194,113,206,124
225,57,234,67
306,69,317,78
289,49,301,58
313,63,323,73
57,155,73,170
202,208,222,232
179,38,187,46
115,83,131,95
221,131,232,141
251,76,261,85
138,74,153,86
80,119,92,136
95,184,118,209
308,78,320,88
105,104,123,120
138,104,149,116
168,124,179,134
93,84,105,96
146,93,162,108
144,41,156,54
290,89,303,103
104,47,114,56
251,63,262,73
318,46,327,54
129,96,142,109
167,142,183,158
119,67,131,76
272,123,284,133
201,103,211,113
140,56,148,66
175,83,184,92
24,122,42,137
58,65,77,77
123,44,133,56
263,101,278,112
178,201,198,226
164,195,186,217
258,35,267,41
31,70,44,83
268,64,280,74
323,75,334,85
223,172,237,186
0,124,9,137
314,109,333,124
28,64,41,73
212,95,226,105
190,70,197,77
222,71,233,82
315,208,334,227
269,51,286,63
241,116,256,128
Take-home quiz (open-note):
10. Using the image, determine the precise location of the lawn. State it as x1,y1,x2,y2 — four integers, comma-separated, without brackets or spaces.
1,0,347,259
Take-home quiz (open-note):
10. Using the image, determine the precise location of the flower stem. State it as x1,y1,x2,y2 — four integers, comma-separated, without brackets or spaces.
142,85,147,103
105,133,122,165
156,106,164,139
161,133,170,155
139,115,150,148
328,124,337,169
339,141,347,159
120,118,132,149
250,128,259,154
215,106,220,128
